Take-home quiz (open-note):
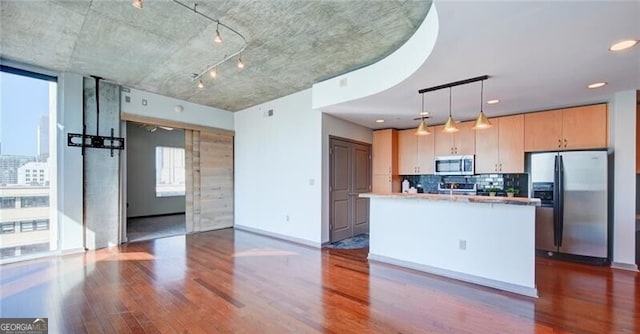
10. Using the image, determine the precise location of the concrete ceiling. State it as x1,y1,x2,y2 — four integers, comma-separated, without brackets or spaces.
322,1,640,130
0,0,430,112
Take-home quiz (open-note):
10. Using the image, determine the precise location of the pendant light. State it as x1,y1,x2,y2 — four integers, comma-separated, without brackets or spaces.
442,87,459,133
473,80,493,130
415,93,431,136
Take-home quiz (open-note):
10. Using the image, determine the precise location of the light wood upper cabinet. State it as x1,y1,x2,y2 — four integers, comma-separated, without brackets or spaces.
372,129,399,192
398,128,435,175
475,115,524,174
524,110,563,152
434,121,476,156
524,104,607,152
498,115,525,173
561,104,608,150
372,129,398,175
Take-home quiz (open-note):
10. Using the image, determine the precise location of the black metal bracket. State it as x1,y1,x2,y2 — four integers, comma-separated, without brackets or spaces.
418,75,489,94
67,76,124,157
68,128,124,157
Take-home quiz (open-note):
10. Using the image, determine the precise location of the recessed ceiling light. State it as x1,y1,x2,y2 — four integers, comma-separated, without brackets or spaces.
587,82,607,89
609,40,638,51
375,119,385,123
487,99,500,104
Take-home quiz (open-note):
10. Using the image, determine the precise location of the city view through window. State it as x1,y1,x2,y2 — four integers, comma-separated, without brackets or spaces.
0,70,56,259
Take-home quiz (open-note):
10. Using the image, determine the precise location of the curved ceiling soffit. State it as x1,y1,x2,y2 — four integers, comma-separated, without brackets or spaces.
312,2,440,110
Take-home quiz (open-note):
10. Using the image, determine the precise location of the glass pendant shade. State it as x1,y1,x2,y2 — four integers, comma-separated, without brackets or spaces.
132,0,143,9
415,119,431,136
473,110,492,129
443,116,459,133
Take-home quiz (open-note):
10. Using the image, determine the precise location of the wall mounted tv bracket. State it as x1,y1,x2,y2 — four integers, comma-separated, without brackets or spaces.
67,76,124,157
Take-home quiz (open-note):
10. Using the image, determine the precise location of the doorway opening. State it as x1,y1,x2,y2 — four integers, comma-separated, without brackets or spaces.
329,137,372,243
125,121,186,242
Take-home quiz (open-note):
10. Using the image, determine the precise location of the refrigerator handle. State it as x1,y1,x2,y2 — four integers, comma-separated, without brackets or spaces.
557,154,564,247
553,155,561,247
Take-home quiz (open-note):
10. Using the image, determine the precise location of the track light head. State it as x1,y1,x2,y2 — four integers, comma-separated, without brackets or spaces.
132,0,143,9
214,25,222,43
197,80,204,89
209,68,217,78
237,57,245,69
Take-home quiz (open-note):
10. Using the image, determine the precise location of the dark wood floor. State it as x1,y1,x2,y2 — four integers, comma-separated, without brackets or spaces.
1,229,638,333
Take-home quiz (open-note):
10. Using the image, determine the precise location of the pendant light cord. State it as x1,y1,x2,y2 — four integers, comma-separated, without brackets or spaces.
421,93,425,120
480,80,484,111
449,87,452,117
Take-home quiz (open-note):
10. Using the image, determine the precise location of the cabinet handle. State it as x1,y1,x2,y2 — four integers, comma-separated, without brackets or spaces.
564,139,567,148
558,139,562,148
499,163,502,172
495,164,498,172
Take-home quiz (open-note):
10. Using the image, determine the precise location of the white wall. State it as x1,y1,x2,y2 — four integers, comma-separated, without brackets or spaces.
321,113,373,243
610,90,637,270
121,87,234,131
234,89,323,246
126,123,185,217
311,3,439,109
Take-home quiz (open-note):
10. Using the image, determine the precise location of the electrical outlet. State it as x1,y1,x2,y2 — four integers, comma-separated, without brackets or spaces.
459,239,467,250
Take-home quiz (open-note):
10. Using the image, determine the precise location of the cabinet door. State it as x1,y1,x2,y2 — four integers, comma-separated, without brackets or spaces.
434,125,455,156
454,121,476,155
524,110,563,152
474,118,500,174
499,115,525,173
416,127,435,174
397,129,418,175
372,129,398,174
562,104,608,150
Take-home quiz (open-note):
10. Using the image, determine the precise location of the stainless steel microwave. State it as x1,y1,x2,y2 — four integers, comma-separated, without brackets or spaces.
434,155,475,175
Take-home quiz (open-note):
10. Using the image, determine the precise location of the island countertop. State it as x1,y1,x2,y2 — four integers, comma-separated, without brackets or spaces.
359,192,541,206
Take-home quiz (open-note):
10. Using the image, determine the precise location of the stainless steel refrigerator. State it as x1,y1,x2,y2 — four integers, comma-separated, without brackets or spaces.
528,151,609,265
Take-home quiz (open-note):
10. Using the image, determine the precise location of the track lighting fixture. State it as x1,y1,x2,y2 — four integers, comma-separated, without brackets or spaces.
415,94,431,136
473,80,492,130
214,23,222,43
133,0,248,88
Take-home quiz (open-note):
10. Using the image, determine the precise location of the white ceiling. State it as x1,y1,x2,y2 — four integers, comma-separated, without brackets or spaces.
322,1,640,130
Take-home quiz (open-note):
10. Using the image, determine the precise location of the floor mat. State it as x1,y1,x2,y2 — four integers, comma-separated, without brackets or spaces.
327,233,369,249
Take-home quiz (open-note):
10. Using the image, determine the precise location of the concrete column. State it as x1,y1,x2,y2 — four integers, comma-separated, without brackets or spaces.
83,78,121,249
611,90,638,271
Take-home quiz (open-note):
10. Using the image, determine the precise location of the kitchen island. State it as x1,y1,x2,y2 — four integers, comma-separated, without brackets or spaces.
360,193,540,297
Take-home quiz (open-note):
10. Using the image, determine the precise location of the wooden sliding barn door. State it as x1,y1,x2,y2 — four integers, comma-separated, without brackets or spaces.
185,130,234,233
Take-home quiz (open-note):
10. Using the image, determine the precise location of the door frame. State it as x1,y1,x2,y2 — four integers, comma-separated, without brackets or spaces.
329,136,372,242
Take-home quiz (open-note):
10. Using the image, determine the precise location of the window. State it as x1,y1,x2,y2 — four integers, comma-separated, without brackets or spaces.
155,146,185,197
0,197,16,209
1,66,57,260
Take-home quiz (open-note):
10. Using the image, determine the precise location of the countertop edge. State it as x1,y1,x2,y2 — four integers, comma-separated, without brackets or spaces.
359,192,541,206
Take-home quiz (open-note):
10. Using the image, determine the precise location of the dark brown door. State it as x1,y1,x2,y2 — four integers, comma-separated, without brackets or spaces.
330,138,371,242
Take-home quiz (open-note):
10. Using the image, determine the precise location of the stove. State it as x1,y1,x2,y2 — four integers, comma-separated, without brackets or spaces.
437,182,477,196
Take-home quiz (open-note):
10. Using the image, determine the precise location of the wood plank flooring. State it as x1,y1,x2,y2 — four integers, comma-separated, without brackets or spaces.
1,229,638,333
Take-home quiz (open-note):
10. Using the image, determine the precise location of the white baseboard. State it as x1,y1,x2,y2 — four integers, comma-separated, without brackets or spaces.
611,262,639,272
368,253,539,298
234,225,322,249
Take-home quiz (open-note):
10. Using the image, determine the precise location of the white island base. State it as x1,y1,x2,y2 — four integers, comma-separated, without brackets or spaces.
361,193,539,298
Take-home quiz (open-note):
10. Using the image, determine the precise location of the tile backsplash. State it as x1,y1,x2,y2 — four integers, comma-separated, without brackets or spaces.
400,173,529,197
